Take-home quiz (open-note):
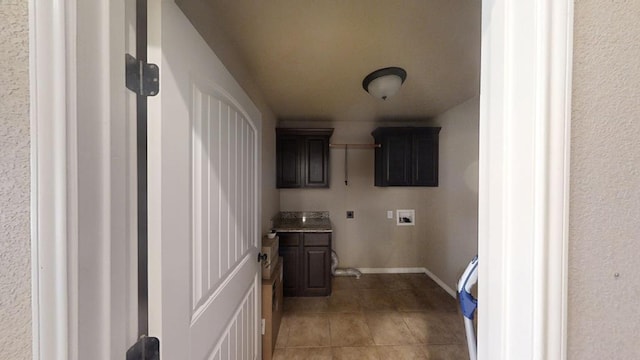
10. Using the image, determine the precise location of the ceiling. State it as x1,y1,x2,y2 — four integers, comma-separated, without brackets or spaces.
182,0,481,122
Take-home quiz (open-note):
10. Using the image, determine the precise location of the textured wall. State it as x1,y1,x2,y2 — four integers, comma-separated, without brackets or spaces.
569,1,640,358
279,97,478,289
0,1,32,359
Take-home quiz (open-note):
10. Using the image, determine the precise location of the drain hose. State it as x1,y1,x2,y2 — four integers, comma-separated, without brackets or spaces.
331,250,362,279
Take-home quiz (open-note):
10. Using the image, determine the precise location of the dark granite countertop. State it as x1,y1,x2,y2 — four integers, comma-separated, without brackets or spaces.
272,211,332,233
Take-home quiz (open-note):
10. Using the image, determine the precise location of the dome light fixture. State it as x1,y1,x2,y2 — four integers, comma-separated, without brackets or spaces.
362,67,407,100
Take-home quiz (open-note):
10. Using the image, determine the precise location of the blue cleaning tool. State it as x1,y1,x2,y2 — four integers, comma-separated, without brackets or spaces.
457,255,478,360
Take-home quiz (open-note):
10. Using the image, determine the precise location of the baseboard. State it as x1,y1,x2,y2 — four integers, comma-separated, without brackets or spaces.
357,267,426,274
356,267,457,299
422,268,457,298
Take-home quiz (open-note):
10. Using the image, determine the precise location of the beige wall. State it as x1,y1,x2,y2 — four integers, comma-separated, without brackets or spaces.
279,97,478,289
569,1,640,358
427,97,479,289
177,0,280,234
0,1,31,359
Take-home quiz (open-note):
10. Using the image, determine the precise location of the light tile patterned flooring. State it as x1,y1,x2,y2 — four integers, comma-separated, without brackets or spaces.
273,273,469,360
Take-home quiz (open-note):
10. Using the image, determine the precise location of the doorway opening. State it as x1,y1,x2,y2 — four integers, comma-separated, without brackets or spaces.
30,0,572,359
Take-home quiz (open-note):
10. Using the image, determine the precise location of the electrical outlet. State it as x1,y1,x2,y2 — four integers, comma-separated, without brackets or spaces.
387,210,393,219
346,211,354,219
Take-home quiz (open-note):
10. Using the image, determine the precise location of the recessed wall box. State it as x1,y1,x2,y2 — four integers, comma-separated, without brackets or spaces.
396,209,415,226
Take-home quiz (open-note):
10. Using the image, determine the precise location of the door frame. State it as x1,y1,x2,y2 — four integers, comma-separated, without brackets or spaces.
478,1,573,359
29,0,133,359
29,0,573,359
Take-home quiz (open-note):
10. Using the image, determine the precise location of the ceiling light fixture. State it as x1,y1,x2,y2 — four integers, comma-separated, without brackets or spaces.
362,67,407,100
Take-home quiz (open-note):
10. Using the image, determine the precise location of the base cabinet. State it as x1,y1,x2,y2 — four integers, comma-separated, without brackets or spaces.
278,232,332,297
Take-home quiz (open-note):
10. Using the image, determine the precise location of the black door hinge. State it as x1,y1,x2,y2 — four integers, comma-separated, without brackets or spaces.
126,54,159,96
126,336,160,360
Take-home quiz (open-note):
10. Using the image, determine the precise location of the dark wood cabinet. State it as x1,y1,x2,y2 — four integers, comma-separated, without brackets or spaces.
372,127,441,187
276,128,333,188
278,232,303,297
278,232,332,297
276,136,302,188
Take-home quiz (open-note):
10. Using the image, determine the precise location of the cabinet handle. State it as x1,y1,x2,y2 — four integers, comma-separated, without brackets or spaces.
257,253,268,263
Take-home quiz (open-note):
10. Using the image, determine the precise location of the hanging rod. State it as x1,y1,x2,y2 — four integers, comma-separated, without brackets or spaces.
330,143,380,186
329,143,381,149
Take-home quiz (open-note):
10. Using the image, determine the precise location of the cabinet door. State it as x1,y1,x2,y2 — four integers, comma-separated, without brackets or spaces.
276,136,302,188
302,246,331,296
279,245,300,297
303,136,330,187
278,232,301,296
412,133,439,186
382,134,411,186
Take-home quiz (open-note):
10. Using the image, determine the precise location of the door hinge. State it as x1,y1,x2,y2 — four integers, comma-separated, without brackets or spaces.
126,53,159,96
126,336,160,360
261,319,266,335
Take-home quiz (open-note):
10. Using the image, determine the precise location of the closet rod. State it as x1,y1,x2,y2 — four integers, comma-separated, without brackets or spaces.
329,143,381,149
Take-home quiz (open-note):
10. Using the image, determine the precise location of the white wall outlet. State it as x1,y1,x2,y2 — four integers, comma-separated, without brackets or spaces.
397,209,415,226
387,210,393,219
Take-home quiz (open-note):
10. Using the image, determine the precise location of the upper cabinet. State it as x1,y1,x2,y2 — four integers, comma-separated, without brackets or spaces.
371,127,441,187
276,128,334,188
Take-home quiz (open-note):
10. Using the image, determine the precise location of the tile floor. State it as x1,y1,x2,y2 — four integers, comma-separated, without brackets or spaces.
272,273,469,360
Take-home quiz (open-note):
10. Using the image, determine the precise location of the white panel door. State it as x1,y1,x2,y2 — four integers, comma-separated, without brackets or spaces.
146,1,262,359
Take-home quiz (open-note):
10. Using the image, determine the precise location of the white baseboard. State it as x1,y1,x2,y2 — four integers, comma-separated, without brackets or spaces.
422,268,457,298
356,267,457,299
357,267,426,274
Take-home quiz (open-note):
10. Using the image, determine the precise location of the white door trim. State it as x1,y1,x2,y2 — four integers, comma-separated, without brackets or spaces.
30,0,132,359
30,1,573,359
30,0,78,358
478,1,573,359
